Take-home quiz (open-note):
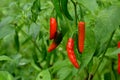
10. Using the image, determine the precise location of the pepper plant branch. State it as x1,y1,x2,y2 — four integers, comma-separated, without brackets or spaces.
79,5,84,21
14,25,43,69
89,30,116,80
13,24,42,54
20,29,42,53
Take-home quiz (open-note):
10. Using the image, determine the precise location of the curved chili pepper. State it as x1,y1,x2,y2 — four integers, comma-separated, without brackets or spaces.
66,38,80,69
78,21,85,53
48,31,63,52
118,41,120,74
48,41,58,52
50,18,57,40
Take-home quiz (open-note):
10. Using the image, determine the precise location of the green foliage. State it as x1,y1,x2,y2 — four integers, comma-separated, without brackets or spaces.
60,0,73,20
0,17,14,39
31,0,41,22
0,71,14,80
95,6,120,44
36,69,51,80
80,27,96,70
0,55,12,61
0,0,120,80
51,0,62,19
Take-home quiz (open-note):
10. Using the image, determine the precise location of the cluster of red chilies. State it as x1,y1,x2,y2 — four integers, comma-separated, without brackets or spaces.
48,18,85,69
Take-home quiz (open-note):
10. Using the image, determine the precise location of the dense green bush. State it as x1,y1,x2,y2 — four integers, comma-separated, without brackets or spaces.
0,0,120,80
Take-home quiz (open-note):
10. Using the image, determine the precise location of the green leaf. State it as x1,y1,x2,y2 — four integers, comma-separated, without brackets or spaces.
80,27,96,70
77,0,98,14
51,59,70,73
90,57,100,74
31,61,41,71
105,48,120,59
59,19,69,35
0,55,12,61
18,58,30,66
104,72,111,80
94,6,120,44
60,0,73,20
31,0,41,22
14,31,20,51
94,6,120,56
31,13,38,22
29,23,40,39
32,48,41,68
31,0,41,14
57,67,72,80
36,69,51,80
0,71,14,80
52,0,62,19
0,17,14,39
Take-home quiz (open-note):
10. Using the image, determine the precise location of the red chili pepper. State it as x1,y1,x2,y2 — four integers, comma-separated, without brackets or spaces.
78,21,85,53
50,18,57,40
118,41,120,74
118,41,120,48
66,38,80,69
48,41,58,52
48,31,63,52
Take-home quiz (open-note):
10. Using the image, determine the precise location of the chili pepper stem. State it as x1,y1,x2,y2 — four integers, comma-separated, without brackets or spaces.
71,0,77,27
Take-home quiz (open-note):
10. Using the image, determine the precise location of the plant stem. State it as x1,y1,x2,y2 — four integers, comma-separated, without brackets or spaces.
89,30,116,80
20,29,41,53
71,0,77,26
18,27,43,69
79,5,84,21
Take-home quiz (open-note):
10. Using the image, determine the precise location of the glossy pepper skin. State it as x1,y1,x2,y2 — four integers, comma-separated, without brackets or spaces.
48,31,63,52
50,18,57,40
78,21,85,53
66,38,80,69
118,41,120,74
